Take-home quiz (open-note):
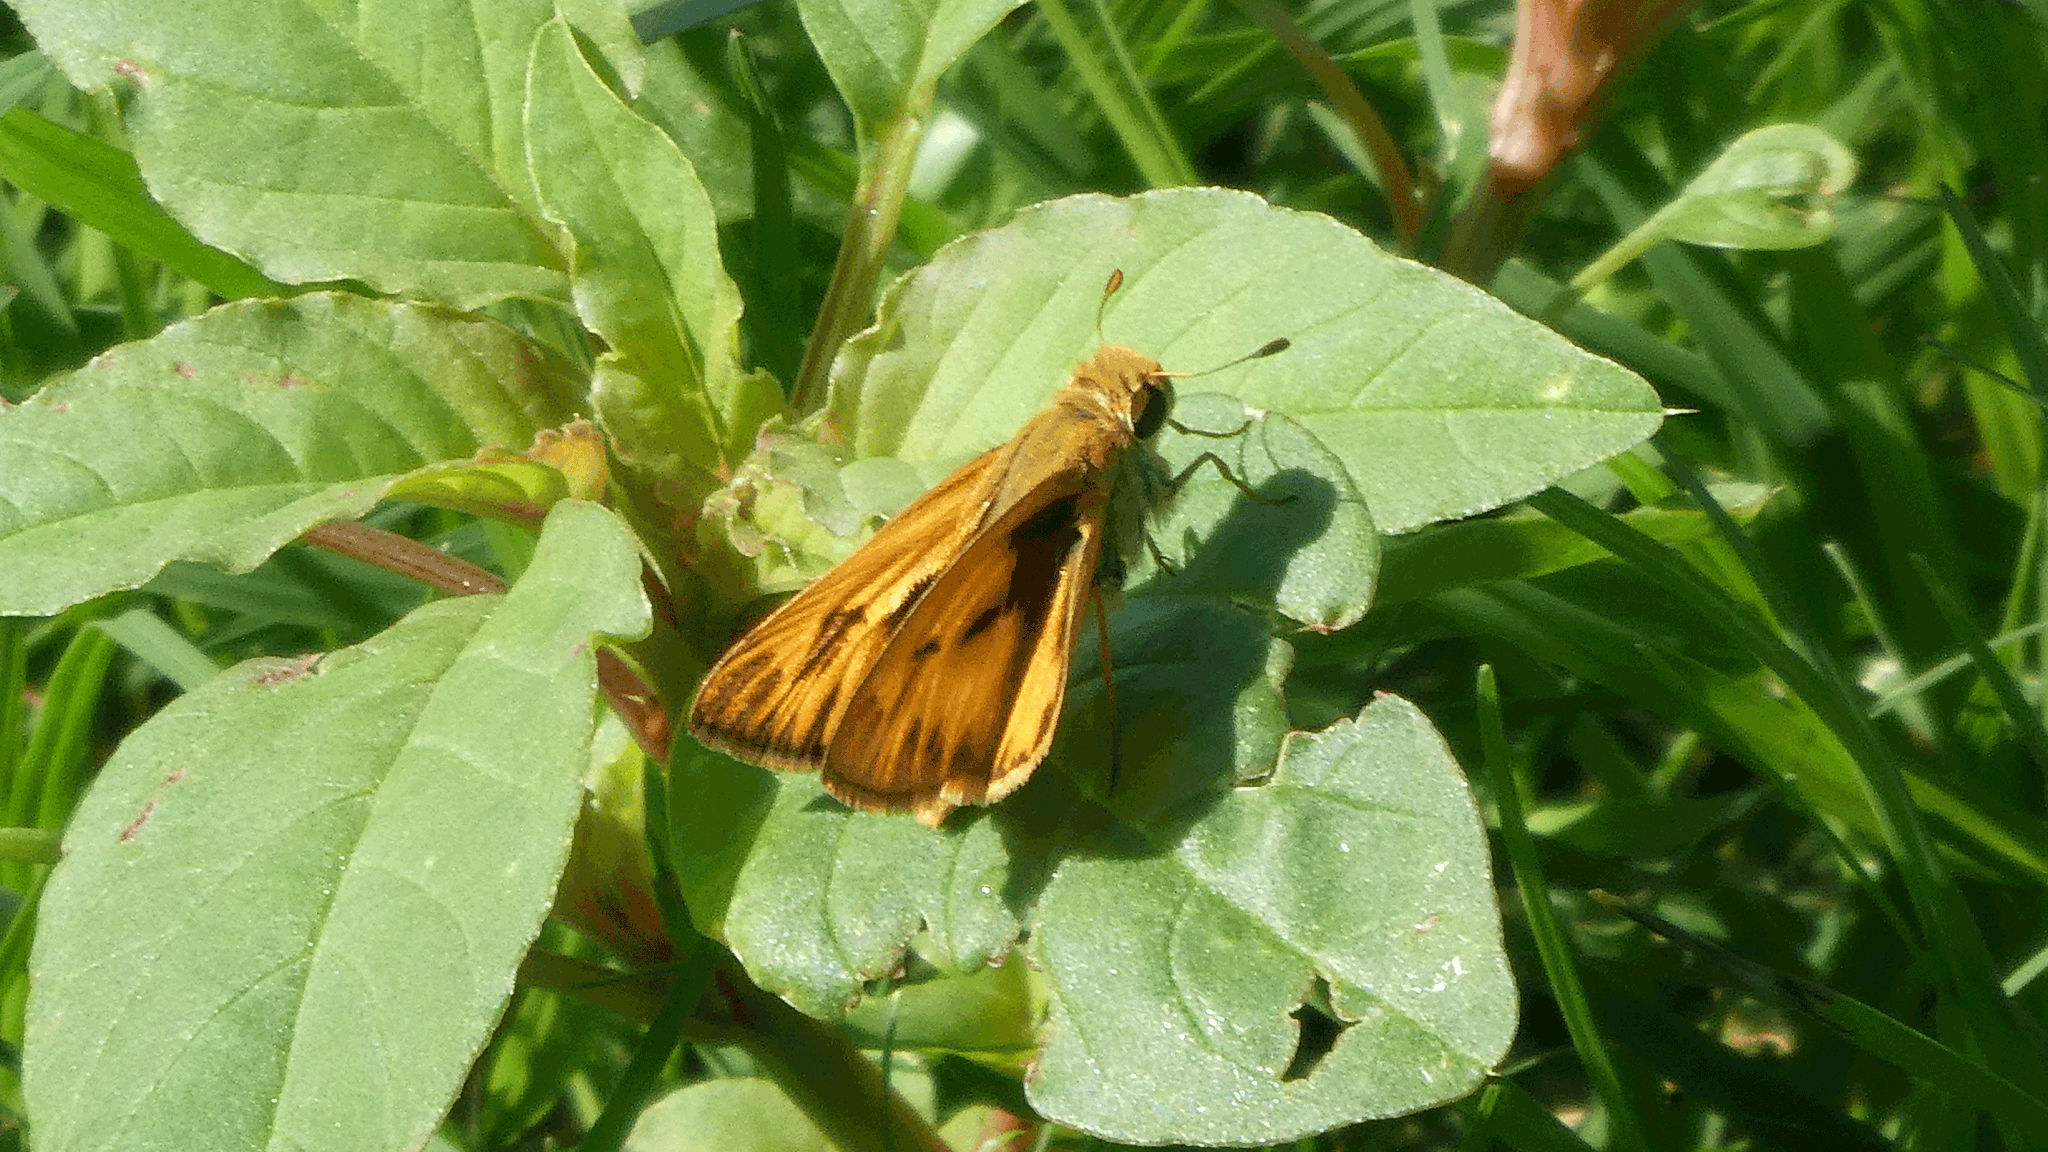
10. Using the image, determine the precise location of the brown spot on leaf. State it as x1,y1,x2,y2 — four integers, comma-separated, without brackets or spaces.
118,799,155,842
253,654,320,685
118,769,188,843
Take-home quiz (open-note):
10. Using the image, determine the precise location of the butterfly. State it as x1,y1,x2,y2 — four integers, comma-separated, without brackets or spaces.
689,272,1285,825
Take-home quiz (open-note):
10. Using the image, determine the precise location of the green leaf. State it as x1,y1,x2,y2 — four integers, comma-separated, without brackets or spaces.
1570,125,1860,297
1658,124,1859,251
24,500,650,1152
671,599,1300,1017
0,50,54,115
797,0,1028,127
833,187,1662,533
625,1080,837,1152
674,618,1513,1143
1054,596,1296,834
669,741,1027,1019
1147,397,1379,631
525,18,781,489
9,0,643,306
1027,694,1515,1144
0,293,585,616
1375,486,1775,607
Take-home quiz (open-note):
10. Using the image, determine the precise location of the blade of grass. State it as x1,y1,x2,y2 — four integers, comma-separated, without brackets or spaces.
1478,664,1651,1152
727,30,803,388
1908,552,2048,809
93,606,219,692
1532,481,2048,1108
1230,0,1421,246
1461,1079,1597,1152
1035,0,1197,187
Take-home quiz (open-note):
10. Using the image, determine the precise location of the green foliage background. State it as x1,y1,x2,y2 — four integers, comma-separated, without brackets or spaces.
0,0,2043,1148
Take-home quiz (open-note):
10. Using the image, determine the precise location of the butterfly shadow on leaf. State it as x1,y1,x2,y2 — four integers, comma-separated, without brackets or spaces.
982,464,1343,915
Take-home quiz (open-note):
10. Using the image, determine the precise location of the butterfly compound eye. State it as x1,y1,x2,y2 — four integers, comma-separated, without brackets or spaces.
1132,380,1172,440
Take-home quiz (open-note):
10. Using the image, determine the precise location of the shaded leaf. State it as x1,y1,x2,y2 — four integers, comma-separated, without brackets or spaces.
625,1080,837,1152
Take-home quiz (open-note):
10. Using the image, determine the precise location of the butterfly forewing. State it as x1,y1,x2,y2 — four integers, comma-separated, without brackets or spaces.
823,470,1108,825
688,442,1021,768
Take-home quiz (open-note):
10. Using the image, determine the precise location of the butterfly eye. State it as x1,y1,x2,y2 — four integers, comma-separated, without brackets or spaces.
1132,380,1172,440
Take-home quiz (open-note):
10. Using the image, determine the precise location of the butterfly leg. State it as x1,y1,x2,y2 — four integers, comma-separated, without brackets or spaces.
1144,533,1180,577
1167,416,1253,439
1166,450,1291,507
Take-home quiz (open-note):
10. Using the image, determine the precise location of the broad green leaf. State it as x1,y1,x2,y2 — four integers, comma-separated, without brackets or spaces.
833,187,1662,533
797,0,1028,127
1028,694,1515,1144
632,42,756,225
625,1080,837,1152
10,0,641,306
1053,596,1296,835
525,19,781,491
840,957,1042,1059
24,500,650,1152
671,596,1295,1014
0,293,585,617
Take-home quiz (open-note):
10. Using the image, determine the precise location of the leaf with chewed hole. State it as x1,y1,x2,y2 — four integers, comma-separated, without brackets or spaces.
1026,694,1515,1145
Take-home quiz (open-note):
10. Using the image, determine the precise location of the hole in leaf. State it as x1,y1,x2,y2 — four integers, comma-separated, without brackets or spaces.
1280,973,1352,1081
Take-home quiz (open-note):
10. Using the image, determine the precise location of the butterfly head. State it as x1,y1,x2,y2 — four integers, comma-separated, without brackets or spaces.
1070,344,1174,442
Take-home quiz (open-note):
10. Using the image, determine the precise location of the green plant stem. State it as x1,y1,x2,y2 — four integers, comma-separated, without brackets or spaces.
0,827,59,864
1231,0,1421,247
726,968,950,1152
789,111,924,413
1477,665,1652,1152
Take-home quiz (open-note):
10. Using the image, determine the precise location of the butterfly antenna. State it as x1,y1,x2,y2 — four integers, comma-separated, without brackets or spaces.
1166,336,1291,379
1095,268,1124,346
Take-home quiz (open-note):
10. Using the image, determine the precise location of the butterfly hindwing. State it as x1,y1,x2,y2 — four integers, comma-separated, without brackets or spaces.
688,442,1022,768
